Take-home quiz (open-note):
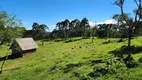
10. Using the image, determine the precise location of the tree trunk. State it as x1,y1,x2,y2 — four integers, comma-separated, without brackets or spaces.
92,37,94,43
0,49,9,73
42,40,44,45
42,35,44,45
92,33,94,43
128,33,131,47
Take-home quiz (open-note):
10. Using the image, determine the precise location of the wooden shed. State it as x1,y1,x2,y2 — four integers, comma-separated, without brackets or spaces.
10,38,38,57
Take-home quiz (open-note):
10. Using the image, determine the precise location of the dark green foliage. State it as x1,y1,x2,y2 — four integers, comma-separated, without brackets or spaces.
102,40,111,44
96,24,121,38
32,22,39,30
0,9,26,45
73,72,87,80
125,60,138,68
52,18,91,40
117,39,124,43
63,62,83,73
80,18,90,38
110,46,140,68
124,54,138,68
64,38,82,43
24,22,49,43
110,46,142,58
66,63,82,69
113,0,142,47
90,60,104,64
138,56,142,63
88,67,108,79
49,65,57,71
51,16,142,40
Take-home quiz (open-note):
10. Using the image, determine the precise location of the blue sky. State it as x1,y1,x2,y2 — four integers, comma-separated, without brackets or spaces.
0,0,136,31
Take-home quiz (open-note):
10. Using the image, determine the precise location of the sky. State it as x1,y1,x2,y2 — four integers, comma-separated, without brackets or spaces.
0,0,137,31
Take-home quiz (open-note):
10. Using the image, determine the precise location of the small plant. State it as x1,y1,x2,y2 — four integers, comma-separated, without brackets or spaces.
124,54,138,68
49,65,57,71
102,40,111,44
73,72,87,80
117,39,124,43
88,66,108,79
63,62,83,73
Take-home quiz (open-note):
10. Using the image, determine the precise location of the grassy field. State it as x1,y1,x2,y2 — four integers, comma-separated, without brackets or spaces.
0,37,142,80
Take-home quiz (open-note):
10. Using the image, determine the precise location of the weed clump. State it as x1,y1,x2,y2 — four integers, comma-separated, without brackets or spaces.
88,66,108,79
49,65,57,71
138,56,142,63
102,40,111,44
73,72,87,80
117,39,124,43
124,54,138,68
63,62,83,73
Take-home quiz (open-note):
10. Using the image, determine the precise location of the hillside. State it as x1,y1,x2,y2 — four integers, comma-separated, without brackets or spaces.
0,37,142,80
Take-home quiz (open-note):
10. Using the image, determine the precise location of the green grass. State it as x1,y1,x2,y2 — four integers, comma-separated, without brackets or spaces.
0,37,142,80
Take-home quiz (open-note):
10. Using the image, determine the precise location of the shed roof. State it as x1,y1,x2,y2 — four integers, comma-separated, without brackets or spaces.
15,38,38,51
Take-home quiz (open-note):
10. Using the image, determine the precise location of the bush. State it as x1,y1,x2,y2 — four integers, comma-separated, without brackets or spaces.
124,54,139,68
88,66,108,79
73,72,87,80
138,56,142,63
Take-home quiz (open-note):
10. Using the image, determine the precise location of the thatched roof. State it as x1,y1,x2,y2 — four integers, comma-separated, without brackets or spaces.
14,38,38,51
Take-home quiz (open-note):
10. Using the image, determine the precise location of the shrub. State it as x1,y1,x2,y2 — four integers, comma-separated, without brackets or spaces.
73,72,87,80
138,56,142,63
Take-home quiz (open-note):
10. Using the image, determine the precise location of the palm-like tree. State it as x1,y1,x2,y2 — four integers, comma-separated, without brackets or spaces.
70,19,80,30
80,17,90,38
63,19,70,38
32,22,39,30
56,22,62,30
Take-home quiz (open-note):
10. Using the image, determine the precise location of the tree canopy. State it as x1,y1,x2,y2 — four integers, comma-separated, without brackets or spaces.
0,10,26,45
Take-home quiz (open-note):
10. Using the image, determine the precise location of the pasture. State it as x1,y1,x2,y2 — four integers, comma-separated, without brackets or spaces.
0,37,142,80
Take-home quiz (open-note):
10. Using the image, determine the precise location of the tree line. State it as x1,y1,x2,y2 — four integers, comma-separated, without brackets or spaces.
50,17,142,40
50,0,142,48
51,18,90,40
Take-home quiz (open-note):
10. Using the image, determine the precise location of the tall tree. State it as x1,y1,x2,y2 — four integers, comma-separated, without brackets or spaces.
63,19,70,39
0,9,25,73
55,22,61,30
39,24,49,45
74,19,81,36
112,14,129,38
91,27,97,42
0,10,25,45
113,0,142,47
69,20,75,30
80,17,90,38
54,22,61,40
32,22,39,30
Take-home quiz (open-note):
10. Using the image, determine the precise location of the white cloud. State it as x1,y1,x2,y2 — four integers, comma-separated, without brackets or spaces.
89,19,117,27
48,25,56,32
97,19,117,24
69,20,73,22
89,22,96,27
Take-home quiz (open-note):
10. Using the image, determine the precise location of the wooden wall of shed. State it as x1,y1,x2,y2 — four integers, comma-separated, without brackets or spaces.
12,49,37,58
12,42,22,55
22,49,37,56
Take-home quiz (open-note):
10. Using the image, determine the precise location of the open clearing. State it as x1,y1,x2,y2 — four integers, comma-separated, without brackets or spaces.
0,37,142,80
